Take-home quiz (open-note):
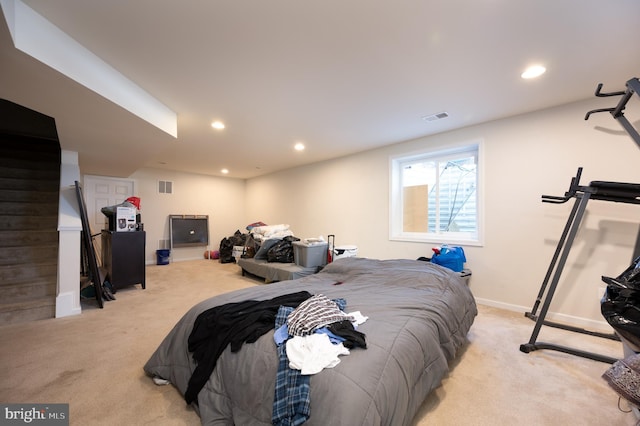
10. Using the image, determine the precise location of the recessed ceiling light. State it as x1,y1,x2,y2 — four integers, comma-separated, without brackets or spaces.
221,168,229,174
294,142,305,151
211,121,225,130
521,65,546,79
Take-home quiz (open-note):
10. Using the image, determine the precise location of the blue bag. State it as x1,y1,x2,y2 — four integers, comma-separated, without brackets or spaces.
431,245,466,272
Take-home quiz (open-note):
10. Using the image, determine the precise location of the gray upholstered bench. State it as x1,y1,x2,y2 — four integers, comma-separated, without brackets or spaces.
237,257,319,283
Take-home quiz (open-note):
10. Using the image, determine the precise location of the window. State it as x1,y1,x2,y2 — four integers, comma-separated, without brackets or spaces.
389,142,482,245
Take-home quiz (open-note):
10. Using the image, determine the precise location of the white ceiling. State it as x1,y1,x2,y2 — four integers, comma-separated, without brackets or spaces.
1,0,640,179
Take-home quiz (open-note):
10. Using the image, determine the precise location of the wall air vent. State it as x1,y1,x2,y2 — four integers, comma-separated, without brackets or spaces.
421,112,449,122
158,180,173,194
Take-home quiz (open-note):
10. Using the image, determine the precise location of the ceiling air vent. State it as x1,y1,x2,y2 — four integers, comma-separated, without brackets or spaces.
421,112,449,122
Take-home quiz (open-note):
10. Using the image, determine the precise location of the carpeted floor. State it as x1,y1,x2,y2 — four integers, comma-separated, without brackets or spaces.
0,259,636,425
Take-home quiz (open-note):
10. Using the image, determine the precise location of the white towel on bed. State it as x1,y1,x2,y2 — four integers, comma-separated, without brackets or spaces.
286,333,350,375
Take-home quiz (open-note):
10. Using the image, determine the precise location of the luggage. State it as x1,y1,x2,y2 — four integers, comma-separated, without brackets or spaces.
327,234,335,263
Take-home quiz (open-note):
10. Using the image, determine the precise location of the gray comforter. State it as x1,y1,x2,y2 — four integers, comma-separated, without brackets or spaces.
144,257,477,425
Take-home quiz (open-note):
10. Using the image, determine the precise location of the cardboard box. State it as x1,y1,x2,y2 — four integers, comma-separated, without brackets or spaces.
116,207,137,232
293,241,328,267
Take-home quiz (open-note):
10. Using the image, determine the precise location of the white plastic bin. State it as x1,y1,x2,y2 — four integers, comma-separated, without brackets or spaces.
334,245,357,259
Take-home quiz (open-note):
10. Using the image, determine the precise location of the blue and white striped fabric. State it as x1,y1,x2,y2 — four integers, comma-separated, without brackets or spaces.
287,294,352,336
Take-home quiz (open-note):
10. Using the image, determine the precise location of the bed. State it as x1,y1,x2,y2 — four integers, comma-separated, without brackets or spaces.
143,257,477,425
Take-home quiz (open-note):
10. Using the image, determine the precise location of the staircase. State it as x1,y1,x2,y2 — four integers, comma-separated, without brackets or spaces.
0,134,61,325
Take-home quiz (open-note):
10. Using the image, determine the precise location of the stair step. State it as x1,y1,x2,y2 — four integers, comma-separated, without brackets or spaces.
0,139,61,163
0,201,58,216
0,263,58,285
0,298,56,325
0,245,59,266
0,189,59,203
0,158,59,174
0,215,58,231
0,176,59,192
0,164,59,181
0,230,58,247
1,279,56,299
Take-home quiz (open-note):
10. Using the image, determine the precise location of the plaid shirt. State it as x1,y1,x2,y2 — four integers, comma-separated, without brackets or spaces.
272,298,349,425
272,306,310,426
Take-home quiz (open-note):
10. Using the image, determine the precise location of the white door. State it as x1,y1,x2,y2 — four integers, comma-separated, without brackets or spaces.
83,175,135,260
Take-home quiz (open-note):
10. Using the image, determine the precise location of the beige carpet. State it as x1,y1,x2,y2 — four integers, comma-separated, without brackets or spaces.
0,260,636,425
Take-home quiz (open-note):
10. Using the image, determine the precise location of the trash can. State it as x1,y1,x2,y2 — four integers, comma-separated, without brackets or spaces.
156,249,170,265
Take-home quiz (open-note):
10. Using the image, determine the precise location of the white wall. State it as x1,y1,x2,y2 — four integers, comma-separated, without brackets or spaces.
128,168,246,264
245,97,640,329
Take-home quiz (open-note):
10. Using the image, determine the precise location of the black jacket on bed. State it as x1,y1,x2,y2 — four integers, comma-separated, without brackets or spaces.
185,290,313,404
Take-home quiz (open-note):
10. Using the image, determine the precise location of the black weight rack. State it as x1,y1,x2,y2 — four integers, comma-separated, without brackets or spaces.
520,167,640,364
585,77,640,149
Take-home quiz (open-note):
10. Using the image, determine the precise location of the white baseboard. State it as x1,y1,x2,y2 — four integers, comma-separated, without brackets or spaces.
55,292,82,318
474,297,612,333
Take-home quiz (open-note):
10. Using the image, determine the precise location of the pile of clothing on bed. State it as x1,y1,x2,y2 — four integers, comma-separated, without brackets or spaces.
185,291,367,424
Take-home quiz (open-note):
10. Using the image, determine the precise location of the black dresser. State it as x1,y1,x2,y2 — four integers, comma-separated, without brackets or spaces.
101,230,146,292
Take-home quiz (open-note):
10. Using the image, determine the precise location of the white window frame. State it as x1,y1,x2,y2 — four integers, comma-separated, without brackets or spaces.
389,140,484,246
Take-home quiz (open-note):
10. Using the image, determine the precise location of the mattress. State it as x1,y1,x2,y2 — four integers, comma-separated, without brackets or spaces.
144,257,477,425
